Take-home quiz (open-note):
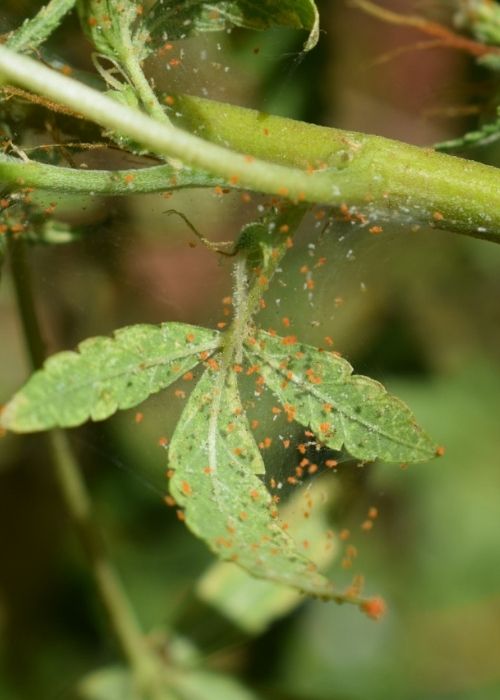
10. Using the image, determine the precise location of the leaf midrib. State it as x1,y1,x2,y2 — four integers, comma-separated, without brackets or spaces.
248,347,429,456
16,339,221,414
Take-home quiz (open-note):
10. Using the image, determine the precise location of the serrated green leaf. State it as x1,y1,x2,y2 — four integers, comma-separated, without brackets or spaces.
77,0,149,62
245,331,436,463
6,0,77,54
146,0,319,52
197,477,338,634
1,323,220,432
168,366,343,599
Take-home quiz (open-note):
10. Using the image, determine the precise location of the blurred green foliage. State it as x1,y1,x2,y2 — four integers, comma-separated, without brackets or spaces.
1,1,500,699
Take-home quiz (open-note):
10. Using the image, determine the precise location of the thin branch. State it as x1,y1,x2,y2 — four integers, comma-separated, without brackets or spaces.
367,39,449,67
1,84,85,119
6,234,174,700
0,154,223,194
351,0,500,59
163,209,235,255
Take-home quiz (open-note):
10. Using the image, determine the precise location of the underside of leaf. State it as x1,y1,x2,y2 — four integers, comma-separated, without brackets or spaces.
78,0,144,60
245,331,436,463
146,0,319,52
168,366,345,599
197,477,339,634
1,323,220,432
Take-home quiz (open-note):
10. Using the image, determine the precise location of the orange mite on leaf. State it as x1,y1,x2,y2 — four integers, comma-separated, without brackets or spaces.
181,481,192,496
361,597,386,621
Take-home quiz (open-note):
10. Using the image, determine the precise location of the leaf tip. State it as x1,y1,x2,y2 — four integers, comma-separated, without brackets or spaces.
360,596,386,621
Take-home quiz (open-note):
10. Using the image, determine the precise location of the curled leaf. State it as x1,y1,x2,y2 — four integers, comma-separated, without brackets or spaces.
246,331,436,463
147,0,320,52
2,323,220,432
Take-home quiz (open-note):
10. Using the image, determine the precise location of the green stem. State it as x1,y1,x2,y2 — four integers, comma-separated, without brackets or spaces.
243,204,309,327
6,0,76,53
0,46,317,200
224,205,306,368
1,45,500,241
117,13,171,125
6,234,172,700
177,95,500,243
7,235,46,367
231,258,249,365
0,154,221,194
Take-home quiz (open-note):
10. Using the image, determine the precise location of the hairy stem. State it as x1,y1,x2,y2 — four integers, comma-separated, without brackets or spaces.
231,257,249,366
1,45,500,242
243,204,308,326
223,208,304,361
0,153,222,194
117,13,171,126
6,0,76,53
6,234,172,699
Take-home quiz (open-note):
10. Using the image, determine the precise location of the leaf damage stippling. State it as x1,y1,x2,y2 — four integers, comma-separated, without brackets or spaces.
168,366,345,600
1,323,220,432
245,330,436,463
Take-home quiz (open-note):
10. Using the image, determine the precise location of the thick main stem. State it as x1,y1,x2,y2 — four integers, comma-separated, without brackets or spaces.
6,235,170,699
1,45,500,242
